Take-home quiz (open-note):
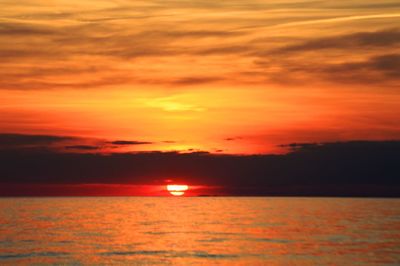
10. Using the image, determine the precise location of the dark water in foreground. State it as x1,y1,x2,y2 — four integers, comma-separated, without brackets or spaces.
0,197,399,265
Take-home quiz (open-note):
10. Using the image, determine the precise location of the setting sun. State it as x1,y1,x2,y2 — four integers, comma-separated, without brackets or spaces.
167,184,189,196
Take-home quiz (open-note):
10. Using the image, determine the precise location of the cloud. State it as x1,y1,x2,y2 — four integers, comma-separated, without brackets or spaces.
1,4,399,91
163,140,176,143
0,133,74,148
170,76,224,86
315,53,400,83
149,30,243,38
195,45,252,56
329,2,400,9
248,28,400,86
276,28,400,53
110,140,153,145
328,53,399,74
0,24,244,58
0,22,56,36
0,7,400,90
268,14,400,29
0,140,399,196
64,145,100,150
0,20,242,89
224,137,243,141
0,133,159,152
279,142,319,150
0,74,135,90
255,53,400,85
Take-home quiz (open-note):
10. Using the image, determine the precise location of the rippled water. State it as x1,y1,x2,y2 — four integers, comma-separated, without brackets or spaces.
0,197,399,265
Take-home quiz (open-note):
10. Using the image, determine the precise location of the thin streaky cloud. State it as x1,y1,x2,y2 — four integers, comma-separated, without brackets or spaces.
248,13,400,30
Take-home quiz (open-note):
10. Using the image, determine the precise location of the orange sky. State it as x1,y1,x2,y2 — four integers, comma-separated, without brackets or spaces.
1,0,400,154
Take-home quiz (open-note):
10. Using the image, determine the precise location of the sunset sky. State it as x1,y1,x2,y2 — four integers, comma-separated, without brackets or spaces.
1,1,400,195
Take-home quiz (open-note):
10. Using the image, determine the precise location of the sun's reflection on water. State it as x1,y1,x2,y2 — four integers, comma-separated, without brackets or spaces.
0,197,399,265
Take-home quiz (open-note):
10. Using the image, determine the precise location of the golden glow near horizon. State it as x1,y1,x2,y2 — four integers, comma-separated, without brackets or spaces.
0,0,399,154
167,184,189,196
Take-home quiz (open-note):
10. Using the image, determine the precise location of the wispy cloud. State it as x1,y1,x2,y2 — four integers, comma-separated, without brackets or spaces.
266,13,400,29
65,145,100,150
110,140,153,145
0,133,156,152
276,28,400,53
254,53,400,85
0,133,74,148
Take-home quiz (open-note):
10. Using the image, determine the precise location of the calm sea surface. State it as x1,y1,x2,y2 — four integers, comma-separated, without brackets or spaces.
0,197,399,265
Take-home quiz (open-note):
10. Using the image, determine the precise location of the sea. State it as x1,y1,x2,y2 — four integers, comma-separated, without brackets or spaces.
0,197,399,265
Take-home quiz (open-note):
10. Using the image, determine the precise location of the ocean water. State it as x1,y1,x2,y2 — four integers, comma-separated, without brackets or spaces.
0,197,399,265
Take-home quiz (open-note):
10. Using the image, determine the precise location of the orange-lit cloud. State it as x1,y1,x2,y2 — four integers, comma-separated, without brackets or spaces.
0,0,399,154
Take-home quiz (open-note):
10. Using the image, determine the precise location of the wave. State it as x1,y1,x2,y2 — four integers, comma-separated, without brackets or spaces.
100,250,240,259
0,251,69,260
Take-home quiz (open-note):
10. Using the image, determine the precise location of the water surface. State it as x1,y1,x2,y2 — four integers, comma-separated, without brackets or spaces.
0,197,399,265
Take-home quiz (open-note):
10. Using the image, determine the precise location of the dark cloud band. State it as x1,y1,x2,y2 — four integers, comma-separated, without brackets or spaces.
0,138,399,196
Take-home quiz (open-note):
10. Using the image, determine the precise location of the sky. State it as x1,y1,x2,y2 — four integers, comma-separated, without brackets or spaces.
0,0,399,195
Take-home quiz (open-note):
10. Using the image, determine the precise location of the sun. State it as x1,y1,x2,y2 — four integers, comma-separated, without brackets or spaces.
167,184,188,196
